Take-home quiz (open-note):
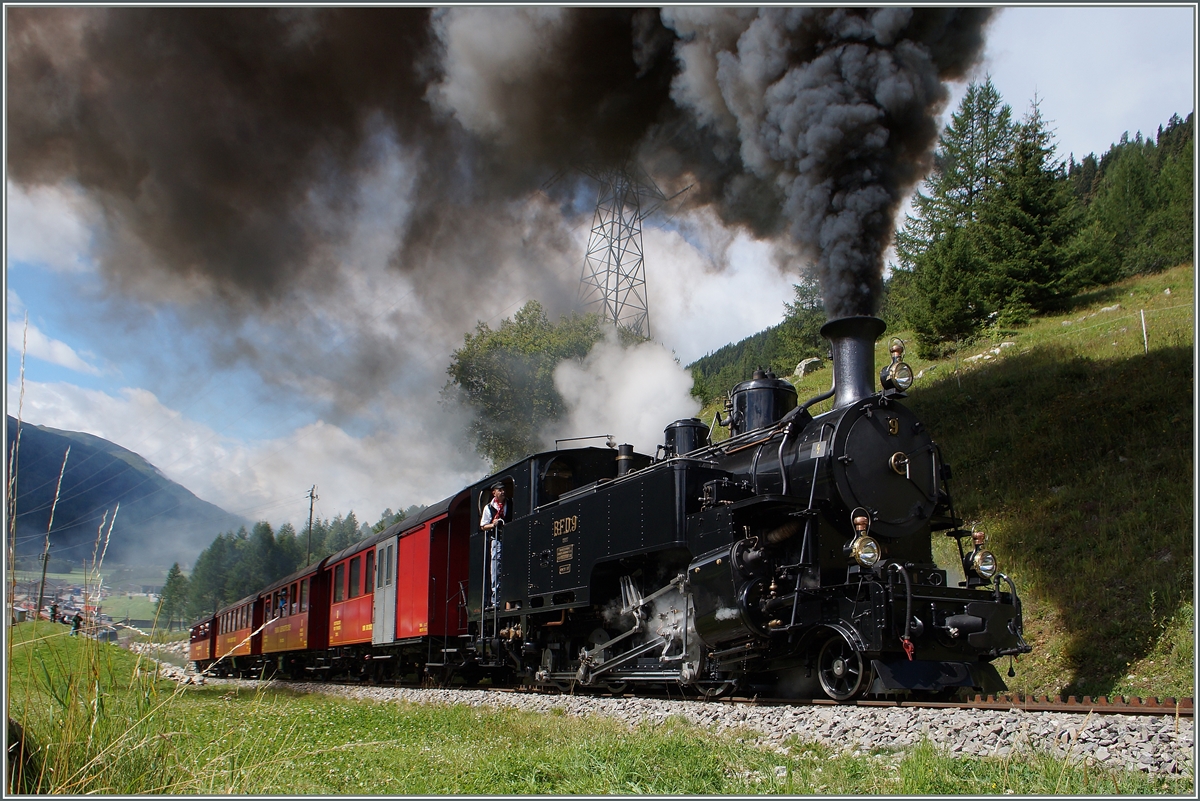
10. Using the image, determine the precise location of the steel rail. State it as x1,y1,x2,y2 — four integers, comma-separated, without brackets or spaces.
714,694,1194,717
207,671,1194,718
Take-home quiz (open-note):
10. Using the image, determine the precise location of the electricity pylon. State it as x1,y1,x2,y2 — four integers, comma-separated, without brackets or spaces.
577,165,685,340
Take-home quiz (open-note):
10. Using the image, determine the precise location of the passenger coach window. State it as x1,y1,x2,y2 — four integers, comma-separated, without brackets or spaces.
300,578,308,612
334,564,345,602
349,556,361,599
365,551,375,593
385,545,394,586
290,583,299,615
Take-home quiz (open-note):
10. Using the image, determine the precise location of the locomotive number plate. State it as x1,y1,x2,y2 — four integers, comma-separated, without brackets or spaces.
556,544,574,562
552,515,578,537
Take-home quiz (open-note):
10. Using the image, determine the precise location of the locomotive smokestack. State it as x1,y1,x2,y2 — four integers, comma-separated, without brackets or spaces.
821,316,887,409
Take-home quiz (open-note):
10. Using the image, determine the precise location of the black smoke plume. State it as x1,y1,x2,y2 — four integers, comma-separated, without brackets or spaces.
8,6,992,329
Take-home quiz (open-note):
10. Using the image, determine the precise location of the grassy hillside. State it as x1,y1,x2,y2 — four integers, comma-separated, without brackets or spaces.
699,264,1193,698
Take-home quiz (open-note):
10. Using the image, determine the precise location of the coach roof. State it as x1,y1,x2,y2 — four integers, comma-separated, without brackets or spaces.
324,495,456,567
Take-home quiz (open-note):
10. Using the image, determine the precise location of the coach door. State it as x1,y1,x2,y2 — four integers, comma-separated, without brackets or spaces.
372,535,398,646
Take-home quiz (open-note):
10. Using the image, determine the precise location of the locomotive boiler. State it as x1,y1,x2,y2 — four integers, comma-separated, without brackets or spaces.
459,315,1030,700
191,315,1030,702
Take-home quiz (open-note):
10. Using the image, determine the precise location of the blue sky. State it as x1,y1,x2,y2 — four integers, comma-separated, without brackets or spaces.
5,5,1195,539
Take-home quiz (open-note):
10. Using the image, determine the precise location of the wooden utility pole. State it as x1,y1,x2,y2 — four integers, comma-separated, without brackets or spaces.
305,485,318,565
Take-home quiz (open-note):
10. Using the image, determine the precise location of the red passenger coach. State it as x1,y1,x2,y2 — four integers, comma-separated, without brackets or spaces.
188,617,216,670
326,539,376,649
258,559,330,678
369,493,473,682
186,492,474,683
211,593,262,677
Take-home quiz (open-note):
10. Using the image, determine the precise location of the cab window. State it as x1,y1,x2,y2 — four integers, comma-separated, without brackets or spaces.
540,457,576,504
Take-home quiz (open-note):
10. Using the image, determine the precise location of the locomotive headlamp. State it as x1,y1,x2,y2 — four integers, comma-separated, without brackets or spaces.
885,361,915,391
851,536,881,568
879,338,914,391
971,549,998,579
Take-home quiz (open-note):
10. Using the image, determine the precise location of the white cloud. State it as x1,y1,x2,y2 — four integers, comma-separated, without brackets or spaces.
5,300,102,376
5,181,101,273
7,379,489,530
970,7,1195,162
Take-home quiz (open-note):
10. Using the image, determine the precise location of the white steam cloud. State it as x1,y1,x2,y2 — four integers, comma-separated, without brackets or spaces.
553,332,701,456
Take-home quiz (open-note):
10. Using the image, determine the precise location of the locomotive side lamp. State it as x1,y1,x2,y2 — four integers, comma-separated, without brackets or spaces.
850,535,881,568
967,531,998,579
971,549,998,579
847,509,881,568
879,337,915,391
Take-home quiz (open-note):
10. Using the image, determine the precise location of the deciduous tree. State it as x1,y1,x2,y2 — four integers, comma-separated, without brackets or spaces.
445,301,605,468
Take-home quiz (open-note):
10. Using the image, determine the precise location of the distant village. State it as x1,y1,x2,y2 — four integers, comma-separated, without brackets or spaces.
10,575,161,639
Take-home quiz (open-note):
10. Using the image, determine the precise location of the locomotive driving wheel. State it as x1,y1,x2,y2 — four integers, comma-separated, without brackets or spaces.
817,632,866,702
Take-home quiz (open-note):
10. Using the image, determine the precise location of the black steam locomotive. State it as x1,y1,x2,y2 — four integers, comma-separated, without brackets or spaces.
191,315,1029,702
461,315,1030,700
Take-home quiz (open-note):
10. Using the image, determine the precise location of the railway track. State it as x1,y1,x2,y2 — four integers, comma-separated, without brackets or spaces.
243,672,1192,718
472,684,1193,717
715,694,1194,717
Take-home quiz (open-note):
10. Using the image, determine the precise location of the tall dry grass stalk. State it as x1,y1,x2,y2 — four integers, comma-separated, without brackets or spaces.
5,315,30,793
7,315,29,666
34,447,70,620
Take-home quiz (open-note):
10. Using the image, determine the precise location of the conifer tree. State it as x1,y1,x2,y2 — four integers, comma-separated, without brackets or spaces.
905,226,990,358
157,562,189,631
1067,153,1100,205
973,98,1080,319
185,533,233,619
894,77,1016,353
1069,111,1193,282
895,77,1016,270
777,276,826,363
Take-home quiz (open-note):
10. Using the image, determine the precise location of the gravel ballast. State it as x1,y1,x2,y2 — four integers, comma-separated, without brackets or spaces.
128,644,1193,777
